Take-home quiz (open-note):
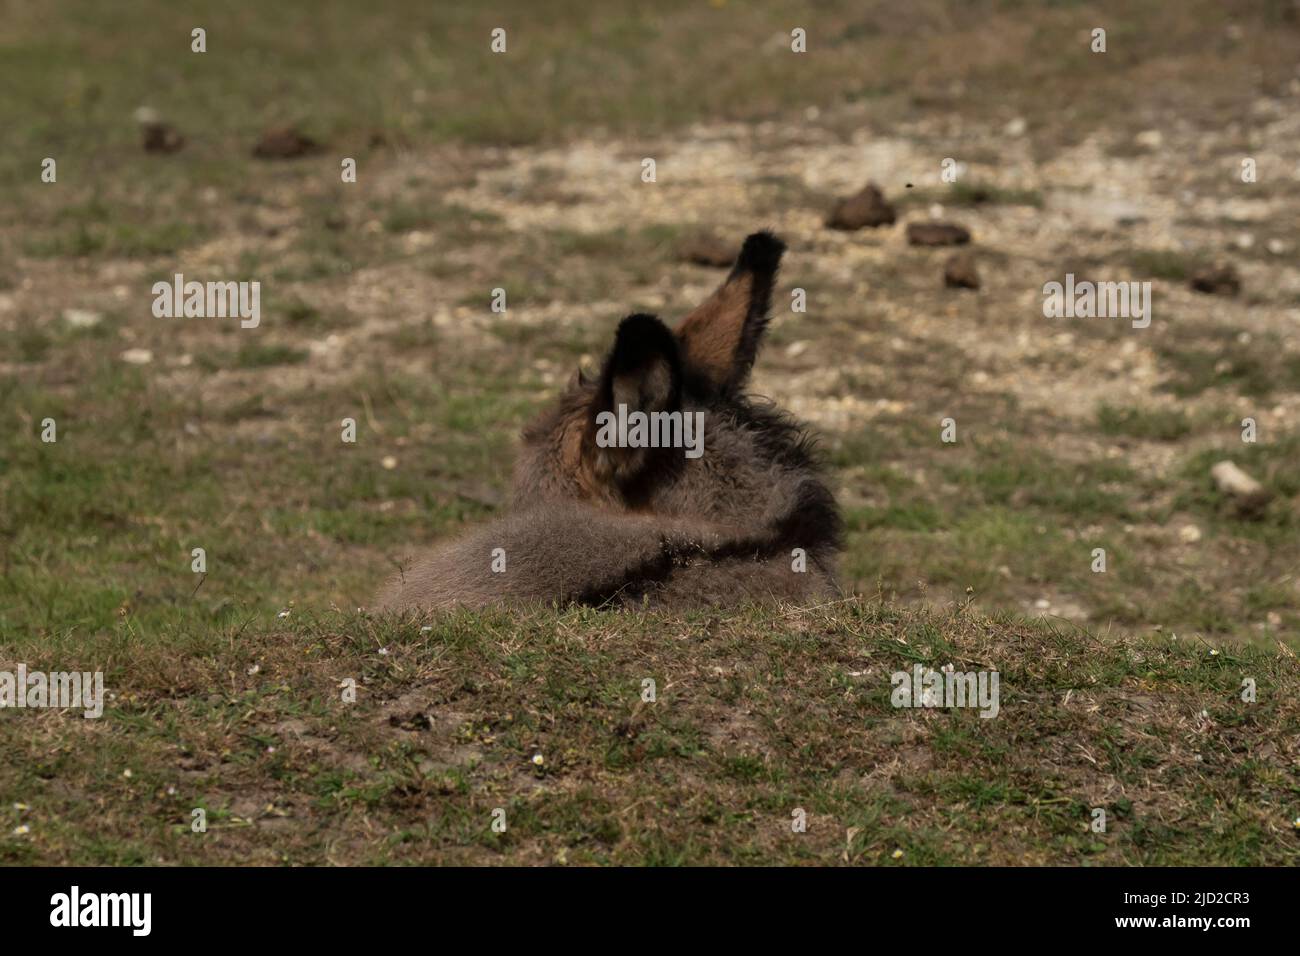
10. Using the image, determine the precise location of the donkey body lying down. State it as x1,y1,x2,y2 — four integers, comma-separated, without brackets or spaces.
376,231,841,610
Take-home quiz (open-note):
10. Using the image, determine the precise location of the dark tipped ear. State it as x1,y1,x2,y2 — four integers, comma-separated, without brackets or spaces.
583,314,682,488
675,231,784,392
594,313,681,415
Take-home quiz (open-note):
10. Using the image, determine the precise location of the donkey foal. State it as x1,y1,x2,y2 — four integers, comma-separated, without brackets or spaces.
376,231,842,611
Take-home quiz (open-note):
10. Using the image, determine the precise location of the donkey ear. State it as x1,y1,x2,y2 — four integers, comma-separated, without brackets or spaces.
583,314,682,487
593,313,681,416
675,230,785,392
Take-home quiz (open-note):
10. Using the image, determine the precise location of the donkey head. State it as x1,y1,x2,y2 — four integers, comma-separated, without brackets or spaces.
513,231,840,572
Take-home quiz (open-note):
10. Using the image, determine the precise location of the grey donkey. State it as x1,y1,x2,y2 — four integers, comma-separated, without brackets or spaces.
375,231,842,611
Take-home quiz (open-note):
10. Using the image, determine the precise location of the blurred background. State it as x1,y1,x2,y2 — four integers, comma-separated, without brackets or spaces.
2,0,1299,646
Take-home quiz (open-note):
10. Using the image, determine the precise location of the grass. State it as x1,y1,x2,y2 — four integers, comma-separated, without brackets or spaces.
23,220,206,260
902,182,1045,208
3,601,1297,865
1156,327,1300,399
3,0,1300,865
232,343,309,369
4,0,1296,188
1128,249,1203,282
1096,403,1194,442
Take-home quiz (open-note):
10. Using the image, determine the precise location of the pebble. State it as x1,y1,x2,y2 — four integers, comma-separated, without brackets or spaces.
62,308,102,329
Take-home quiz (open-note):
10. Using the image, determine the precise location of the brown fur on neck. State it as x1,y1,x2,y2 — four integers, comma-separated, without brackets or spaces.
376,231,842,613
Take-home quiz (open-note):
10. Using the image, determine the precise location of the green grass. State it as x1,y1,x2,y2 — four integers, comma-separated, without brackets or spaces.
0,355,534,640
1128,249,1203,282
902,182,1045,208
4,0,1300,866
1096,403,1194,441
837,413,1300,641
2,602,1296,865
1156,327,1300,399
233,343,309,368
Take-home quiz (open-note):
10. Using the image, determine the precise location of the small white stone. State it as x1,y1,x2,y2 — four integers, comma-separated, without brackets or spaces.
62,308,102,328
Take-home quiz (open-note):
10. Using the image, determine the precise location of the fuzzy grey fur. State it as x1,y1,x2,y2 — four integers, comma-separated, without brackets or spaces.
376,231,842,612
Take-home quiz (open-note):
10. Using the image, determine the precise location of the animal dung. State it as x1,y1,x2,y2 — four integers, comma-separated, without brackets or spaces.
134,106,184,154
141,122,184,154
907,222,971,246
1189,263,1241,296
826,183,897,230
944,252,980,289
252,126,321,159
677,233,737,268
